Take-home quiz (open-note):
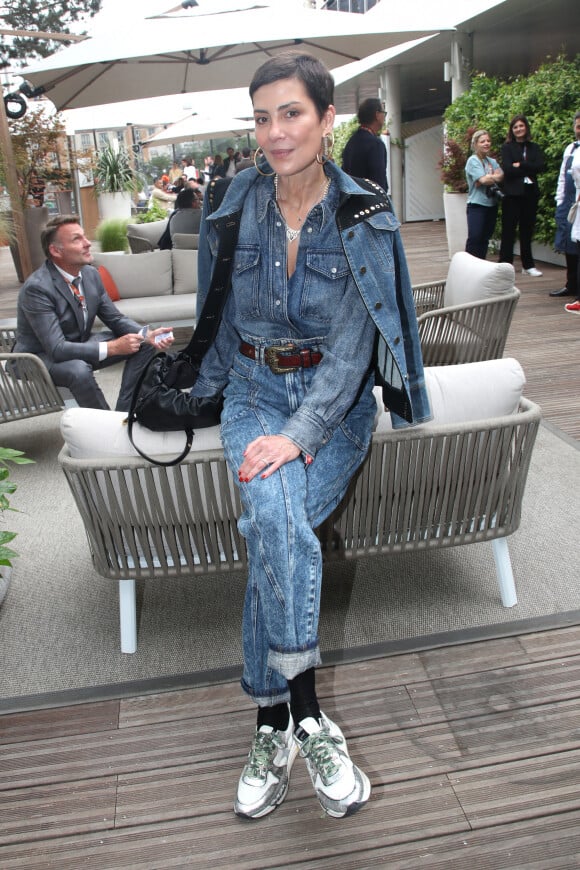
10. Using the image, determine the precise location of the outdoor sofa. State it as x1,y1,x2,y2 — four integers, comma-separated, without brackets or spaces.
58,357,541,653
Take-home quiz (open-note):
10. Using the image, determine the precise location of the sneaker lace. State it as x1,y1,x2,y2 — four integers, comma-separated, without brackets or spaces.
301,731,342,785
245,730,282,780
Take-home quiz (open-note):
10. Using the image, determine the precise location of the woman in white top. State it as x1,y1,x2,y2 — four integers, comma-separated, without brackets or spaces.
565,145,580,314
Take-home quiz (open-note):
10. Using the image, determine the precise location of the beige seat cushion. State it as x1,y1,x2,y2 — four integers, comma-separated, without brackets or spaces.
61,358,526,460
114,294,195,325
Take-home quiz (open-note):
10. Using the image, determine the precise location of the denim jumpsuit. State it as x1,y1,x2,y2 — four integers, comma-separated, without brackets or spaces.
193,162,430,706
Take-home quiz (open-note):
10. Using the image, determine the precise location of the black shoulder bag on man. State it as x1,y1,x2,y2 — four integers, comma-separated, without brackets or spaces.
127,179,239,466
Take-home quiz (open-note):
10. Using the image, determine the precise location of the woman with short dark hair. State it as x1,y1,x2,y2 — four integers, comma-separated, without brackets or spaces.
192,51,429,821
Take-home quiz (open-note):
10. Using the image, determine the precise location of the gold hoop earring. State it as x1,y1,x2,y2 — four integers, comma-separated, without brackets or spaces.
316,132,335,164
253,147,274,177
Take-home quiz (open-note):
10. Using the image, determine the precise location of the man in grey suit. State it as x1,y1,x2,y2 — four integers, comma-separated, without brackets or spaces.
15,215,174,411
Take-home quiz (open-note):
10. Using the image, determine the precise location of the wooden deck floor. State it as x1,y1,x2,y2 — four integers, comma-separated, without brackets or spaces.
0,225,579,867
2,626,580,868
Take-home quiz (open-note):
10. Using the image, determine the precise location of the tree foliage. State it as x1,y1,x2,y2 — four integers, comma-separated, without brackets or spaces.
0,0,102,69
443,54,580,245
1,106,70,206
333,115,358,166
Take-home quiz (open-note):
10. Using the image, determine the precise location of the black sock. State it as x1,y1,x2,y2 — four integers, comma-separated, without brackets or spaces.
257,703,290,732
288,668,321,726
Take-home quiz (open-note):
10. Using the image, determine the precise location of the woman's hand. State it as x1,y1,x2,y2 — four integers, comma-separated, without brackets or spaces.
238,434,301,483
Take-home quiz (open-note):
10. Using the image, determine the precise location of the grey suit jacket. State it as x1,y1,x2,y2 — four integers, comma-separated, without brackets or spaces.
15,260,141,365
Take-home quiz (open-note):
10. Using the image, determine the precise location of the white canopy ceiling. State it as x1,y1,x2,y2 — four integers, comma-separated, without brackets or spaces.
22,6,438,111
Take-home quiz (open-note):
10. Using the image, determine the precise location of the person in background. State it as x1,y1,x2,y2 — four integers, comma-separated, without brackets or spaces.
169,175,185,194
182,157,199,181
204,155,215,180
551,111,580,300
14,215,174,410
499,114,547,277
149,177,177,212
192,51,429,821
168,161,182,185
341,97,388,192
564,132,580,315
235,146,253,173
223,146,237,178
158,186,202,249
464,129,504,260
212,153,226,179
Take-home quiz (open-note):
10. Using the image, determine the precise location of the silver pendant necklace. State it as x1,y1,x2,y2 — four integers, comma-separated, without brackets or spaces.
274,173,331,243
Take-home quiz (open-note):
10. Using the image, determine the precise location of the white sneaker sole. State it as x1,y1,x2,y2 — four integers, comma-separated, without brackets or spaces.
318,764,372,818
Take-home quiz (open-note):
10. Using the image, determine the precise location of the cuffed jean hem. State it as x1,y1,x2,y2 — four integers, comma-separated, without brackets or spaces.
268,644,322,681
240,679,291,708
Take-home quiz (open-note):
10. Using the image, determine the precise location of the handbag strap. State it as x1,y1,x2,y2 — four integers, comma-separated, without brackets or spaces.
180,178,240,366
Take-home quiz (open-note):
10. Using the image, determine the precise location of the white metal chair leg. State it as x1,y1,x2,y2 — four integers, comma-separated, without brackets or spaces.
492,538,518,607
119,579,137,653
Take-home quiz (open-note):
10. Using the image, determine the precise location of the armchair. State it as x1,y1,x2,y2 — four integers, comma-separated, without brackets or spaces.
413,252,520,366
0,328,64,423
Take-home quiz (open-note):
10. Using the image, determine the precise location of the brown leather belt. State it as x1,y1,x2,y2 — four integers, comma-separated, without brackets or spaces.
240,341,323,375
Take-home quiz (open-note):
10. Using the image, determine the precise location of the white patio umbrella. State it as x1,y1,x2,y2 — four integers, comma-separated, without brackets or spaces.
21,6,438,111
143,114,255,148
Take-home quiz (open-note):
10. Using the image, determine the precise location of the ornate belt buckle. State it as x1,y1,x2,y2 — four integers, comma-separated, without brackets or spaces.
265,343,297,375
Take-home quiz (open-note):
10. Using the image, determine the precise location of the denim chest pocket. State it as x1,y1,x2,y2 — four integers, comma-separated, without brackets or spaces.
302,249,350,323
233,244,261,317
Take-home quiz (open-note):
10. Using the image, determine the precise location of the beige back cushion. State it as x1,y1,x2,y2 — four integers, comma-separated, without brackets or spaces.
444,251,515,307
92,250,173,298
172,249,198,295
374,357,525,433
126,220,168,247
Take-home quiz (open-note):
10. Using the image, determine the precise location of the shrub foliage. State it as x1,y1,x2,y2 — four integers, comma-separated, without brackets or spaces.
443,54,580,245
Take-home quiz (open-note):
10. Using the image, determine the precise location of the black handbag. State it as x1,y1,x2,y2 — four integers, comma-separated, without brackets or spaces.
127,179,240,466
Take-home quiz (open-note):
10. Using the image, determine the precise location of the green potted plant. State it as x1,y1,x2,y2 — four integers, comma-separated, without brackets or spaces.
95,217,129,253
94,143,135,221
136,199,168,224
0,447,34,605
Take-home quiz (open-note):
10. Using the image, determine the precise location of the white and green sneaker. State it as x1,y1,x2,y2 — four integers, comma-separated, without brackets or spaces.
234,718,298,819
294,712,371,818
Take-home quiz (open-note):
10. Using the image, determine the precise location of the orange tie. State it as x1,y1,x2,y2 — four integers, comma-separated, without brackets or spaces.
69,276,86,309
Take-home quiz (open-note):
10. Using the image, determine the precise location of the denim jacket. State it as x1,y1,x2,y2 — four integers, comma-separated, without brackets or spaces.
194,161,430,455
